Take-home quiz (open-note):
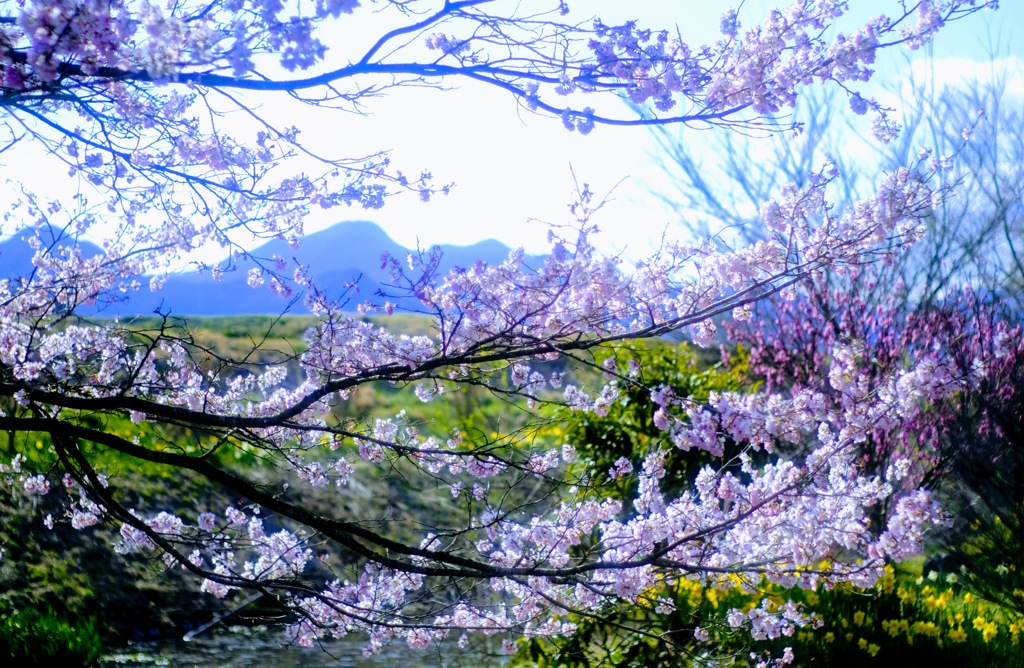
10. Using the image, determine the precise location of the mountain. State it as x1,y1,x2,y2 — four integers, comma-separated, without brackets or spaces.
1,221,542,316
0,224,106,269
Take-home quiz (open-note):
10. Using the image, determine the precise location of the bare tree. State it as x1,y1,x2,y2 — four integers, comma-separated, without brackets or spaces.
649,48,1024,304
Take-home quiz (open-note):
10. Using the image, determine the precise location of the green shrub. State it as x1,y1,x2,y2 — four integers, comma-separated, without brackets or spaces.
0,607,104,666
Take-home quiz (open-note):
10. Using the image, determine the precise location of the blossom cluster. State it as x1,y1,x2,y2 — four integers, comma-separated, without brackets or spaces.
726,280,1024,487
580,1,995,140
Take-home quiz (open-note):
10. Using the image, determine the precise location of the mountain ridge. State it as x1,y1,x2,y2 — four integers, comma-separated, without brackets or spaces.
0,221,541,316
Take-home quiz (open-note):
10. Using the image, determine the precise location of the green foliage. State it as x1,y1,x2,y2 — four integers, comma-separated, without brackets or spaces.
0,474,96,617
566,340,753,496
0,446,234,640
0,607,104,666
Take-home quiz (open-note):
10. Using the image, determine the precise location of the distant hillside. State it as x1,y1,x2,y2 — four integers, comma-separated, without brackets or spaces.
1,221,544,317
0,224,105,269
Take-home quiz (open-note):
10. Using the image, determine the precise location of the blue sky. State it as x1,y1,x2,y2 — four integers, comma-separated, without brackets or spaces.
322,1,1024,260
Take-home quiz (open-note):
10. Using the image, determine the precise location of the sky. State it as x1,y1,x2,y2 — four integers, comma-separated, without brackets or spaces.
291,0,1024,261
2,1,1022,268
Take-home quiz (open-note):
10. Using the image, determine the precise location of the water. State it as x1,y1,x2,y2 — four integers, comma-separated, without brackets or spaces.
99,626,509,668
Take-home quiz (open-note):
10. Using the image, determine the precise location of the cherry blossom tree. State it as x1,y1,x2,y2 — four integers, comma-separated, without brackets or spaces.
724,274,1024,590
0,0,1003,658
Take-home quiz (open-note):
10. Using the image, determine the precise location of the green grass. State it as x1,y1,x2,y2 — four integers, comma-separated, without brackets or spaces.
0,608,104,666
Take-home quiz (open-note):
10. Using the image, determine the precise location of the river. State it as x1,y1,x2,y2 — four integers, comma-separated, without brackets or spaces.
99,625,510,668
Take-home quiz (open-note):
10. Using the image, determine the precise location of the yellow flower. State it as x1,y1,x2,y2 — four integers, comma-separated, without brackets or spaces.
877,566,897,594
964,592,974,603
935,589,953,608
824,632,835,644
982,622,998,643
897,586,917,603
948,627,967,643
973,616,987,631
853,611,866,627
857,638,868,650
867,643,880,657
